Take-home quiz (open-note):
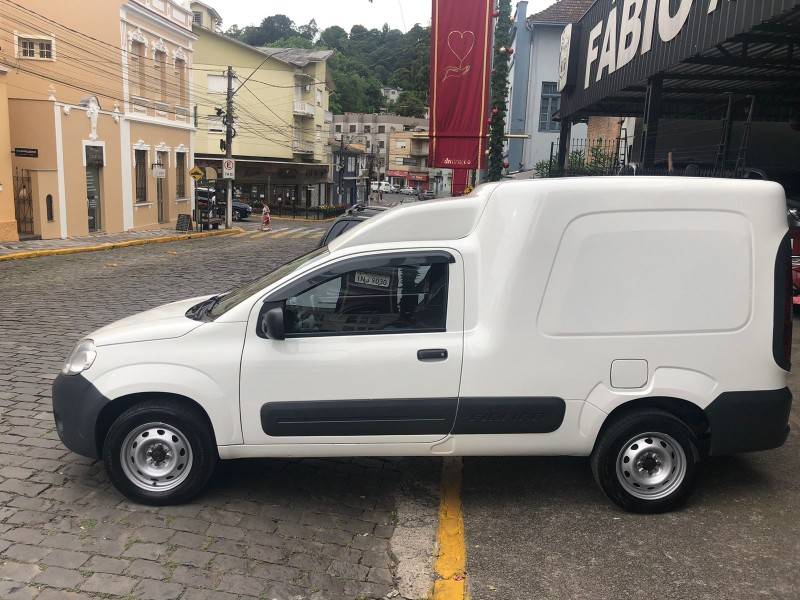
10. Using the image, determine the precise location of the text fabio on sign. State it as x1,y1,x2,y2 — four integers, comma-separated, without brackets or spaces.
567,0,729,91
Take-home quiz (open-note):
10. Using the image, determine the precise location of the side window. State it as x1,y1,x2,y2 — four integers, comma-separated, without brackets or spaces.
284,259,449,336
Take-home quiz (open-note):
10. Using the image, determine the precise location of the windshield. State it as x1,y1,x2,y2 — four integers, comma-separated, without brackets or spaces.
205,247,329,319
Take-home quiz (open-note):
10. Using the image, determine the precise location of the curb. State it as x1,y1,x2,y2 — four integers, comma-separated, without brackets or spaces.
0,228,242,262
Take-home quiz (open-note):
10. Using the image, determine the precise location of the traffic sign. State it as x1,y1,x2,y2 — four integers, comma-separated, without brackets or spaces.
190,166,204,182
222,159,235,180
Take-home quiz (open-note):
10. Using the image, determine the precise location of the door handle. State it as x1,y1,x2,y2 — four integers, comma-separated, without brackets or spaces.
418,349,448,362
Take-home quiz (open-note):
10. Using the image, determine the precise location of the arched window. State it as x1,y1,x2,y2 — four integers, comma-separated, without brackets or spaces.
46,194,54,222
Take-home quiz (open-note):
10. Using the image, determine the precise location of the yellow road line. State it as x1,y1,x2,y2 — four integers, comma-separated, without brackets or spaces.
0,229,241,262
249,232,270,239
433,457,466,600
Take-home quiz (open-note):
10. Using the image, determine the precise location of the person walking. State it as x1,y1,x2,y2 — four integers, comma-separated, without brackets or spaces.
261,203,272,232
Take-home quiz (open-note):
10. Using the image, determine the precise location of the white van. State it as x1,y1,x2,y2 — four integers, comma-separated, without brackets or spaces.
371,181,392,193
53,178,792,512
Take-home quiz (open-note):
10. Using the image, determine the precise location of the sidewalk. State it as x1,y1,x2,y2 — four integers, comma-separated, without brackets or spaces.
0,227,237,261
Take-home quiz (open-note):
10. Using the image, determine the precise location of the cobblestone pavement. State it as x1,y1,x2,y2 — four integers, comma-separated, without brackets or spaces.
0,234,439,600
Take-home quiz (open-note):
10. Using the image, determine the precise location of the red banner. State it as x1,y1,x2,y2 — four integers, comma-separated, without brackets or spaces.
429,0,493,172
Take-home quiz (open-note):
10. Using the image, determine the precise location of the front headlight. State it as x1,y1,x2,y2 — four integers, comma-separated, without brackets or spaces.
62,339,97,376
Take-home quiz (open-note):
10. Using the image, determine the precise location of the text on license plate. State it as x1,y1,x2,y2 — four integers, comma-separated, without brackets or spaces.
354,271,391,288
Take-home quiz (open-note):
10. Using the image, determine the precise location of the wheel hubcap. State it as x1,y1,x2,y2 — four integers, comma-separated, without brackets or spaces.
616,432,687,500
120,423,193,492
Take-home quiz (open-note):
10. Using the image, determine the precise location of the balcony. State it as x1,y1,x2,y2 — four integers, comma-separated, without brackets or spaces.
293,139,314,154
293,101,316,118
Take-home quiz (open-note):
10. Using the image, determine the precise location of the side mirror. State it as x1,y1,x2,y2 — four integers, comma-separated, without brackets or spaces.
261,306,286,340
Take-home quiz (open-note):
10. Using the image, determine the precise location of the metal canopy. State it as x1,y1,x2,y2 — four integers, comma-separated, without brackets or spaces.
561,1,800,122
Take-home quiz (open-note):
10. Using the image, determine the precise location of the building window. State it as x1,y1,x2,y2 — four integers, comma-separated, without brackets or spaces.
130,41,146,97
349,125,356,133
539,82,561,132
155,50,167,102
135,149,147,203
207,74,226,94
45,194,54,222
378,140,385,149
316,89,323,106
395,140,407,149
366,140,371,148
18,37,53,60
176,153,186,198
335,124,342,133
175,59,187,107
378,125,386,133
364,125,371,133
192,11,202,25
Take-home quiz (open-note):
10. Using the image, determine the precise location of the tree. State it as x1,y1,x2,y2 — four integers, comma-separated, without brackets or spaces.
298,19,319,42
320,26,348,51
240,15,296,46
389,91,427,118
487,0,512,182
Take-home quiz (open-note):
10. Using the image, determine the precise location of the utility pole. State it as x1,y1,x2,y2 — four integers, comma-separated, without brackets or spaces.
225,65,234,229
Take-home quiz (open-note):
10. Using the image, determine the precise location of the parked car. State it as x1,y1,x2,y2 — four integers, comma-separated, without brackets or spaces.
793,256,800,306
195,188,253,221
391,184,401,193
317,204,388,247
52,178,792,512
400,187,417,195
370,181,393,193
418,190,436,201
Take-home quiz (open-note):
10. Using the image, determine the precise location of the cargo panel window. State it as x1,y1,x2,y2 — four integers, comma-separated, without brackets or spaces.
538,211,752,336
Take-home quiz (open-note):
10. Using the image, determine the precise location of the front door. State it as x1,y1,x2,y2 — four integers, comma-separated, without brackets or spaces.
86,165,101,232
240,250,465,446
156,151,168,223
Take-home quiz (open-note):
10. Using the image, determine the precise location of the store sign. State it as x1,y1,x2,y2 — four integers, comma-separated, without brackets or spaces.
565,0,726,91
14,147,38,158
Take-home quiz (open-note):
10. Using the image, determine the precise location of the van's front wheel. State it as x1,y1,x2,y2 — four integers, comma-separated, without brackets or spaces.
102,401,217,506
591,409,698,513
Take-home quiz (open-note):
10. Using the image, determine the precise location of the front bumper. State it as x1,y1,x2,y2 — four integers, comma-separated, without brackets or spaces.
705,387,792,455
52,373,110,459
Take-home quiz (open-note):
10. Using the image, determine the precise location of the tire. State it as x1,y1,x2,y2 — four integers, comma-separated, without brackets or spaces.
591,409,698,513
102,400,217,506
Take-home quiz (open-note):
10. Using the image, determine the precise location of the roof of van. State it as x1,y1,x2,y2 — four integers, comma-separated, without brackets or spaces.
328,177,787,251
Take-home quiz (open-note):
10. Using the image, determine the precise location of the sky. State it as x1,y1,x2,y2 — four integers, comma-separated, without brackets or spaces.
214,0,559,33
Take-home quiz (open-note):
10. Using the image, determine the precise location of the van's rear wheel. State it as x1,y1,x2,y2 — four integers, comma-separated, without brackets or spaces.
103,400,217,506
591,409,698,513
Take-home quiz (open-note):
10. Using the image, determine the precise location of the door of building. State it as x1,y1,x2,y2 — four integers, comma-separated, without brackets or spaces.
156,151,168,223
85,146,104,233
13,169,34,238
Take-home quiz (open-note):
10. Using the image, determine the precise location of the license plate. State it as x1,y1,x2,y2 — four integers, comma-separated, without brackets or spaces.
354,271,391,288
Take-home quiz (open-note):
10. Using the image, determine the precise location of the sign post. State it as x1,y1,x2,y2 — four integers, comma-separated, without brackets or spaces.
190,166,204,232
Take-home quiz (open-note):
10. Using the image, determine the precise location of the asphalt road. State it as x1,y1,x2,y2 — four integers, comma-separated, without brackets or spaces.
462,327,800,600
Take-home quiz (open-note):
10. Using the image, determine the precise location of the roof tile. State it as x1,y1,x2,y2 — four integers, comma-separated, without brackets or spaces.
529,0,595,24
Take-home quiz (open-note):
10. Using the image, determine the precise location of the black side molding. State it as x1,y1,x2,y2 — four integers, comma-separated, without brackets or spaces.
773,233,792,371
453,397,566,434
705,387,792,455
261,398,458,437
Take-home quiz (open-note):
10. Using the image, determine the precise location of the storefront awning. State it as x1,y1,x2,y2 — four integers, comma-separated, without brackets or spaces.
560,0,800,122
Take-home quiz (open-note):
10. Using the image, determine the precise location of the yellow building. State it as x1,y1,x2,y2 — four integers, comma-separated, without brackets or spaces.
191,2,334,208
388,129,431,191
0,0,195,241
0,69,16,241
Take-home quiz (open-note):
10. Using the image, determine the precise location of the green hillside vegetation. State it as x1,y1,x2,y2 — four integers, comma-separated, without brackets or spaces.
224,15,430,117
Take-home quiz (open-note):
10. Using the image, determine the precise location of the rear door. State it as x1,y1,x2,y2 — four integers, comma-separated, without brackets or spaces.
239,250,464,445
